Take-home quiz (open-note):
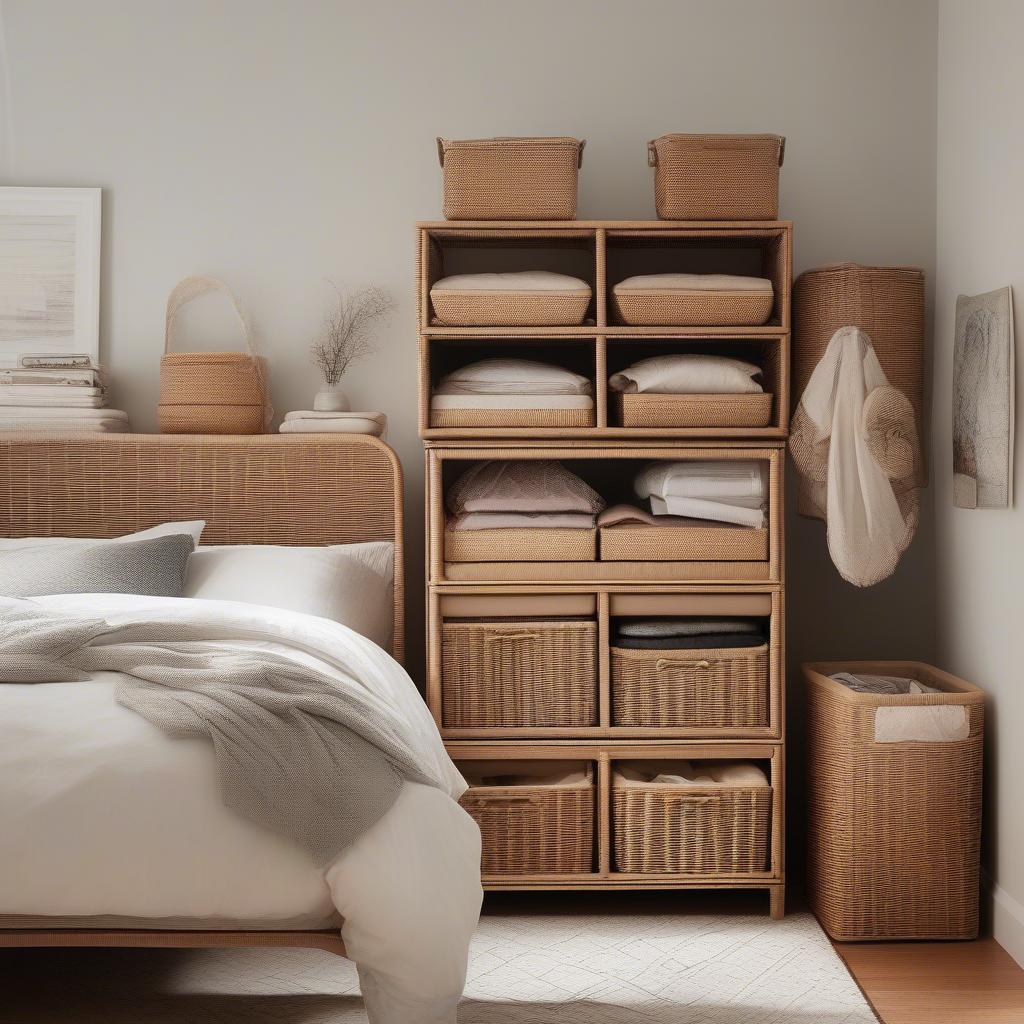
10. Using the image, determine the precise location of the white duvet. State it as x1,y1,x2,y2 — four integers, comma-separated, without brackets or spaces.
0,594,483,1024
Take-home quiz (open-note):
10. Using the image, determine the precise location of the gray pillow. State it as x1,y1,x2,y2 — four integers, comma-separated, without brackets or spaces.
0,534,196,598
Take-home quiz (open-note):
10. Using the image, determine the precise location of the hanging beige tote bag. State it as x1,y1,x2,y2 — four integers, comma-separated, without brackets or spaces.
157,276,271,434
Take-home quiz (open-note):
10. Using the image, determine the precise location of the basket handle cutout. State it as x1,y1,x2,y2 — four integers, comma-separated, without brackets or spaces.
485,632,540,644
656,658,711,672
165,275,255,357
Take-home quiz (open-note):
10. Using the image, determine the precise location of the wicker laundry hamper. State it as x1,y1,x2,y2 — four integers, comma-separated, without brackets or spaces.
648,134,785,220
793,263,925,494
438,137,585,220
803,661,984,940
158,276,270,434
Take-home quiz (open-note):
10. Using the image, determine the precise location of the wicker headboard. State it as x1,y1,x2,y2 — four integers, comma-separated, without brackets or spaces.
0,433,405,660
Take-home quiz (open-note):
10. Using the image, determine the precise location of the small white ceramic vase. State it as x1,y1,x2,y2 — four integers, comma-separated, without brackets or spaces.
313,385,350,412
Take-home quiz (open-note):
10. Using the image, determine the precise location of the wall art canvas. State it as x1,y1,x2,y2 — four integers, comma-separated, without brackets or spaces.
0,187,101,368
953,285,1014,508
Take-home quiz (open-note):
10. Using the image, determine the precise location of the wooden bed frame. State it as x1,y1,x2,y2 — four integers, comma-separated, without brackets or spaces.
0,432,408,959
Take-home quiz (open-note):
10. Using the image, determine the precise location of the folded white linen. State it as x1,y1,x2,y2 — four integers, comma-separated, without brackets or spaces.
0,405,126,419
0,394,106,408
437,358,591,396
636,460,767,502
447,460,605,515
432,271,590,294
616,761,768,787
649,495,766,528
614,273,773,293
280,417,385,437
431,393,594,411
448,511,596,530
609,354,764,395
283,410,387,424
0,417,128,432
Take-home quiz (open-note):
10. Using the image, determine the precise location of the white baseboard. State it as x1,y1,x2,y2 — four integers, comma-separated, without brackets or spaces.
991,882,1024,968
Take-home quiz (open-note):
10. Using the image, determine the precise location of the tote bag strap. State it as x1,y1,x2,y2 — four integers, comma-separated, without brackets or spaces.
164,275,256,356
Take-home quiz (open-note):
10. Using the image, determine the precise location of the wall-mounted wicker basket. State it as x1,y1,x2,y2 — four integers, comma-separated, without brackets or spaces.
438,136,585,221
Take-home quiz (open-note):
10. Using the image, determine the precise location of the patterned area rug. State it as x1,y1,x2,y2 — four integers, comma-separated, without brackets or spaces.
1,911,878,1023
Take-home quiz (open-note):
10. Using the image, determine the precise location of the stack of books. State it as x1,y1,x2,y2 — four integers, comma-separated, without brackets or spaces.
0,354,130,432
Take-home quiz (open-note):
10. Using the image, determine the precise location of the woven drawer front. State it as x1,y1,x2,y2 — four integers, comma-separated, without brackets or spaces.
611,644,769,728
445,527,597,563
442,619,598,728
612,392,773,429
614,783,771,874
430,407,595,430
431,290,591,327
611,288,773,327
600,525,767,562
461,780,595,875
440,137,583,221
649,134,784,220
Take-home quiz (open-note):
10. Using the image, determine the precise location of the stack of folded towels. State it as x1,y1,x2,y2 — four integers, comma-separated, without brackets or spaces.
0,360,129,432
612,617,766,650
609,353,764,395
432,358,593,417
631,460,768,528
446,459,606,531
279,411,387,438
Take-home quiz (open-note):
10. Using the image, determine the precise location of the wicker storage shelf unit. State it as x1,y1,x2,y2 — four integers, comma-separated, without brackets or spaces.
804,661,984,941
612,392,773,429
648,134,785,221
442,618,598,728
444,526,597,563
439,137,585,221
600,524,768,563
611,281,773,328
612,644,769,729
613,762,772,874
459,761,596,875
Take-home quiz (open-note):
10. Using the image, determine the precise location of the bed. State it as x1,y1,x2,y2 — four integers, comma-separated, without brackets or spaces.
0,434,483,1024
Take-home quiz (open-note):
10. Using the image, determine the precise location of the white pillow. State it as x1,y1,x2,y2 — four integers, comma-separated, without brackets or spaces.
0,520,206,549
432,271,591,293
184,541,395,653
439,358,591,395
609,354,764,395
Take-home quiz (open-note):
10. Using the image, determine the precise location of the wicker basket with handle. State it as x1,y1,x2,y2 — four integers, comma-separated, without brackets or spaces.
459,761,595,875
158,276,270,434
438,137,585,220
648,134,785,220
611,644,769,728
442,618,598,728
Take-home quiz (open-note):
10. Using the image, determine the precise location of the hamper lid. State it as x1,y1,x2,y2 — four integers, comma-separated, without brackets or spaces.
438,137,585,167
648,134,785,166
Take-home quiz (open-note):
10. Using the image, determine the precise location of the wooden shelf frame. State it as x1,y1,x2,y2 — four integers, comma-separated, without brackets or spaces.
428,585,784,743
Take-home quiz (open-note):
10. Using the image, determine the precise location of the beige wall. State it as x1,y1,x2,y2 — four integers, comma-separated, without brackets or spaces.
936,0,1024,965
0,0,938,682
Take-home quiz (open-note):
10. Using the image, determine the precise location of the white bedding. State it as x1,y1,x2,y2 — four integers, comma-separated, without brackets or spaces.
0,594,483,1024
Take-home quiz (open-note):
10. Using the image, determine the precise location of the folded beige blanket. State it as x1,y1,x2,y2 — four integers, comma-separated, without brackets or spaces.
280,411,387,437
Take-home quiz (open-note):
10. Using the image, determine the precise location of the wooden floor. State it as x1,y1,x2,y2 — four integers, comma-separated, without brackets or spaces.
838,938,1024,1024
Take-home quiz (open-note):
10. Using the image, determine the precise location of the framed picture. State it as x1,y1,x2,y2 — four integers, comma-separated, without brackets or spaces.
0,186,101,368
953,286,1015,508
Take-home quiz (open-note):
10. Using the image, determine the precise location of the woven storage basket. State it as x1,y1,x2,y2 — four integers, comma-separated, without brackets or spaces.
612,644,769,729
600,524,768,562
438,137,585,221
611,283,773,327
613,762,771,874
442,618,598,728
460,761,595,874
648,134,785,220
803,661,984,940
430,406,595,429
430,285,591,328
793,264,926,488
445,526,597,563
158,276,270,434
612,392,773,429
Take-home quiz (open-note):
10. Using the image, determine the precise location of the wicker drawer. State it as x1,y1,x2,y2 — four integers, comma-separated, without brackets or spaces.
610,285,773,327
613,761,771,874
460,761,595,875
445,526,597,563
431,406,596,430
611,644,769,729
600,524,767,562
611,392,773,429
442,618,598,728
430,287,591,328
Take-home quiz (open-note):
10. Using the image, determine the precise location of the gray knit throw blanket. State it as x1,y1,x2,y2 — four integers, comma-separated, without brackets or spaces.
0,606,437,865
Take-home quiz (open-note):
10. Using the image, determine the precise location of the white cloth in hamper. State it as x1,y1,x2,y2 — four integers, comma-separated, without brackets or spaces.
609,354,764,395
432,271,590,294
789,326,918,587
